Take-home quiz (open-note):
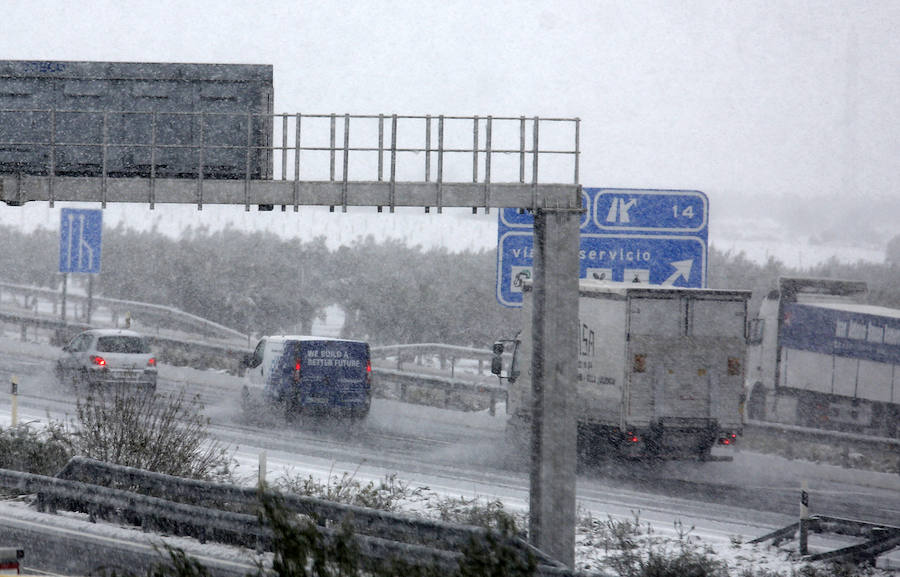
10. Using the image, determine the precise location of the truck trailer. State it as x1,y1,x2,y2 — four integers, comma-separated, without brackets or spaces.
495,280,751,461
0,60,273,180
745,277,900,438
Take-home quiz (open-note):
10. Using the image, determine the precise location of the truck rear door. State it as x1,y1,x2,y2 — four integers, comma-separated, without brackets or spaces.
626,295,746,431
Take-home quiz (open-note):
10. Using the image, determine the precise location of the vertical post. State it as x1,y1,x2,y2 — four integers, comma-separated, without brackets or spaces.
150,111,157,209
437,115,444,214
198,112,205,210
342,114,350,212
243,112,252,211
329,113,336,182
529,205,580,568
258,451,267,488
800,480,809,555
101,112,108,208
49,110,56,206
293,113,302,212
281,114,288,179
60,273,67,322
86,275,93,324
389,115,397,213
10,376,18,427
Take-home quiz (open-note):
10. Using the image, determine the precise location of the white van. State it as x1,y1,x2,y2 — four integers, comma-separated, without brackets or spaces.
244,335,372,420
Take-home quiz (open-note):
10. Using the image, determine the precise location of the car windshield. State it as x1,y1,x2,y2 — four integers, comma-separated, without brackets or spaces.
95,336,149,354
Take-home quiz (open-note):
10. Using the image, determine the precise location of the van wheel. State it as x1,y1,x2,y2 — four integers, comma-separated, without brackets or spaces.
283,395,300,423
349,405,370,423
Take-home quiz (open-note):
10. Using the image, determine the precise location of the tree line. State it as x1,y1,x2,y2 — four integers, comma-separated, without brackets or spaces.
2,222,899,347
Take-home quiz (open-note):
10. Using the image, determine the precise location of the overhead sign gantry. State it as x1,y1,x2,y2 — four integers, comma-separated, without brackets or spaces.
0,75,582,567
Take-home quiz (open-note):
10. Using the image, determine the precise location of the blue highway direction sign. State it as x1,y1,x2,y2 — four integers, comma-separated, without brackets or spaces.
496,188,708,307
59,208,102,274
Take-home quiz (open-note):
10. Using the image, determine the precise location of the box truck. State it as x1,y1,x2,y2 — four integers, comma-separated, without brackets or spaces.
494,280,750,461
745,277,900,438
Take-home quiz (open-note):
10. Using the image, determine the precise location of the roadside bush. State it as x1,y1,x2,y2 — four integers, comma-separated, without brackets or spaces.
0,421,72,475
429,495,525,536
72,385,234,481
578,511,729,577
277,468,427,512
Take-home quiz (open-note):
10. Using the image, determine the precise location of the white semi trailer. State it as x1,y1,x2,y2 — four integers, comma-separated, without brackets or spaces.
745,277,900,438
494,280,751,461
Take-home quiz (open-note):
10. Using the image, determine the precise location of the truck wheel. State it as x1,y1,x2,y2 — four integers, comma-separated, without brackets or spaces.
747,384,767,421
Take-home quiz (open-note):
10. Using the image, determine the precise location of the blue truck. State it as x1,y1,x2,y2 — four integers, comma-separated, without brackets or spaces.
243,336,372,421
745,277,900,437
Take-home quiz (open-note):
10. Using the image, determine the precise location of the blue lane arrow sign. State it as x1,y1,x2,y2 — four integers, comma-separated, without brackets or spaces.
59,208,103,274
496,188,708,307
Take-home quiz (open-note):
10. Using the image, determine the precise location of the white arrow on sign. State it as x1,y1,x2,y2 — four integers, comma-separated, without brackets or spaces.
661,259,693,286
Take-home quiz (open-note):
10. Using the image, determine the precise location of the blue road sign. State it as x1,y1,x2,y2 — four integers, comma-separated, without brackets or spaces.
59,208,102,274
496,188,708,307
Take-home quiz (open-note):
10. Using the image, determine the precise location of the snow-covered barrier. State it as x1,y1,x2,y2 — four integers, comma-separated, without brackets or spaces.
0,458,582,576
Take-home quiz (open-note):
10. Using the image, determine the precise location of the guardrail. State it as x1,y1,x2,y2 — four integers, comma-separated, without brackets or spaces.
0,458,584,576
751,515,900,565
0,281,249,344
376,368,506,415
744,419,900,475
372,342,494,377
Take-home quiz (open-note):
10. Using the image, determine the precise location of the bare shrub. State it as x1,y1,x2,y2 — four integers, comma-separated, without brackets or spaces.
0,421,72,476
72,385,233,481
277,465,427,512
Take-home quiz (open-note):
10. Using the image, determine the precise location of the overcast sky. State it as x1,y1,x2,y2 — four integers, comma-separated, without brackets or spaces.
1,1,897,262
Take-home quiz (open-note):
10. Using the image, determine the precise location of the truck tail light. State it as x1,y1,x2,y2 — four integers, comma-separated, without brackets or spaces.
718,432,738,445
147,357,156,367
293,359,301,383
366,359,372,385
91,355,106,367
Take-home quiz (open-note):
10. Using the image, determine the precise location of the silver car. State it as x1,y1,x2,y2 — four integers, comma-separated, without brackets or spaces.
55,329,157,392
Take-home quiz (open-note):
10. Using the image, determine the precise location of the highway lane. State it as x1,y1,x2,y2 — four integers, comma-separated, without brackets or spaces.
1,334,898,556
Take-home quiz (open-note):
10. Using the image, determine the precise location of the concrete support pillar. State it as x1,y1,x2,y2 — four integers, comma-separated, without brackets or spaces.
529,207,580,567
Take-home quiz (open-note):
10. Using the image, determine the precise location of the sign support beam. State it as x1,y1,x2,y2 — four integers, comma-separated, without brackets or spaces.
529,207,580,567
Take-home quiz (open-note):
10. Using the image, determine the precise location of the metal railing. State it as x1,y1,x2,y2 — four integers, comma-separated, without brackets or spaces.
0,459,584,576
0,281,249,344
0,109,580,211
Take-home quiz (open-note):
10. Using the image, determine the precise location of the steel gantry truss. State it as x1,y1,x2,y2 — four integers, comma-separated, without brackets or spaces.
0,109,582,568
0,111,579,212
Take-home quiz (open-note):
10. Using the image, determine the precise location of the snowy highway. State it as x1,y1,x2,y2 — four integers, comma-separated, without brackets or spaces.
1,333,899,572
